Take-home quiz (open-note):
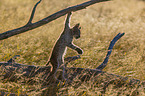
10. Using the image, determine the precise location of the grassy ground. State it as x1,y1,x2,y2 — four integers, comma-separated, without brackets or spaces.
0,0,145,95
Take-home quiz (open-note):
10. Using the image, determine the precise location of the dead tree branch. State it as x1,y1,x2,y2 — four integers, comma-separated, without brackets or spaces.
0,62,144,95
27,0,42,25
0,0,110,40
96,33,125,70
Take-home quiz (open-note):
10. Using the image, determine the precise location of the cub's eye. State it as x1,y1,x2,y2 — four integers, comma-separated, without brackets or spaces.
79,27,81,29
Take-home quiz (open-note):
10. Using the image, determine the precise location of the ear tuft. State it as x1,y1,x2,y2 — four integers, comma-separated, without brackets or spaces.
74,23,80,28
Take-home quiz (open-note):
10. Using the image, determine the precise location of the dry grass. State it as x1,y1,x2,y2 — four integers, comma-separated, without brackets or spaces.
0,0,145,95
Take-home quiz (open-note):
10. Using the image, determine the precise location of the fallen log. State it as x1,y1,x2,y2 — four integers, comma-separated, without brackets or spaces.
0,62,144,95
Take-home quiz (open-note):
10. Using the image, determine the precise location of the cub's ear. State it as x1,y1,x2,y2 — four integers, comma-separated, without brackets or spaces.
74,23,80,28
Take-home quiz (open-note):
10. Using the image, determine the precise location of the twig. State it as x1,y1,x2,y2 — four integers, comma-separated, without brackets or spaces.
64,55,81,65
26,0,42,25
96,33,125,70
7,55,20,64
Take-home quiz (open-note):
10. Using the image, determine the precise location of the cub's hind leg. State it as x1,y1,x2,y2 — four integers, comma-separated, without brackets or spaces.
53,61,60,82
59,59,67,81
52,59,67,82
62,63,66,81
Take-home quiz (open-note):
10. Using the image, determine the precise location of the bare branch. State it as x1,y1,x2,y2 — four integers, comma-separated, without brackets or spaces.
27,0,42,25
96,33,125,70
0,0,110,40
7,55,20,64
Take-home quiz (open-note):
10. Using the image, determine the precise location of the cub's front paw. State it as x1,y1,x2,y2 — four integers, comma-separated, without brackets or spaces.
76,48,83,54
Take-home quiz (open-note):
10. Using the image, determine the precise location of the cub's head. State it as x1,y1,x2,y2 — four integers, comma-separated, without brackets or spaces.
72,23,81,39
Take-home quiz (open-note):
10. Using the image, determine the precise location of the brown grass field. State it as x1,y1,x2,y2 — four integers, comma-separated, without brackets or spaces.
0,0,145,95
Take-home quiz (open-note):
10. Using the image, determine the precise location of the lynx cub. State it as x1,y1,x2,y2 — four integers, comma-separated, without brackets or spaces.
46,12,83,81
